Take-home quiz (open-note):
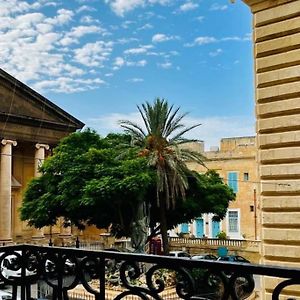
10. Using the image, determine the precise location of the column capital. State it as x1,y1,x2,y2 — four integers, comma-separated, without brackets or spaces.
35,143,50,150
1,139,17,147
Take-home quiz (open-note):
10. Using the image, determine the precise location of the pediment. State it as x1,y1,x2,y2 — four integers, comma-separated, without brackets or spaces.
0,68,84,133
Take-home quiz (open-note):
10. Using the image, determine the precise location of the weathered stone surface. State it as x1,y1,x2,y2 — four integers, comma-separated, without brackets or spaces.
263,228,300,241
256,48,300,72
257,81,300,102
259,130,300,148
253,0,299,23
263,196,300,209
263,212,300,225
260,147,300,162
260,163,300,178
257,98,300,117
255,16,300,42
258,114,300,133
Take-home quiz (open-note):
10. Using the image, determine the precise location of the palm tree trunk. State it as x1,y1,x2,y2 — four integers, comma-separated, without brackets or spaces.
159,198,169,255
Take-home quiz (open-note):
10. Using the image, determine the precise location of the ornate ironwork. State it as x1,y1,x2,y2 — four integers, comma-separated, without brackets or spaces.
0,244,299,299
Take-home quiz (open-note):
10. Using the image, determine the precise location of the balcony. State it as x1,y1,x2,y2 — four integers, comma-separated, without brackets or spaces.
0,244,299,300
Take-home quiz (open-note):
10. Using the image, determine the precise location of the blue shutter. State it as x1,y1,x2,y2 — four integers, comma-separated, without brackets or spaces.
181,223,189,234
228,172,238,193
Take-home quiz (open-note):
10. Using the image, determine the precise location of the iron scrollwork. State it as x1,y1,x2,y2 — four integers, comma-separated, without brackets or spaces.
0,245,299,300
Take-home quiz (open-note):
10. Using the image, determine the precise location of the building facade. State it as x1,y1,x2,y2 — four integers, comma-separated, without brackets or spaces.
175,136,259,241
242,0,300,298
0,68,84,244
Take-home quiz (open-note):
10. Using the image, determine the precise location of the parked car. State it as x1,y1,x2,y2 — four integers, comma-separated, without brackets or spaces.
168,251,191,258
192,254,217,260
1,255,36,279
217,255,250,263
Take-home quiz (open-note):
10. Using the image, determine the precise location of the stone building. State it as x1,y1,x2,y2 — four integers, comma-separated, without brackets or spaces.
241,0,300,298
0,68,84,244
176,136,259,241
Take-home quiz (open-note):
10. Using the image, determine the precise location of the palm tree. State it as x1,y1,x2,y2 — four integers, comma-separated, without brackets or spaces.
120,98,205,254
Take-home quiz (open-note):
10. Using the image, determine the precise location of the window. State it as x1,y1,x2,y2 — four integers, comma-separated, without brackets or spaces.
228,172,238,192
228,211,239,233
250,205,254,212
243,172,249,181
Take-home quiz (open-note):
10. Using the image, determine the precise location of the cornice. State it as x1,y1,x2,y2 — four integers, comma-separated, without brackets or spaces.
0,68,84,130
241,0,297,12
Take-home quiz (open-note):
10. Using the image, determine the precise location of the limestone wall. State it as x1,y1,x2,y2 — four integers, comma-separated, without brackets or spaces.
243,0,300,298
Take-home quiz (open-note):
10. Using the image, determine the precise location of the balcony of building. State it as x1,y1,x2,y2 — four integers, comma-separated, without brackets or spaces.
0,244,299,300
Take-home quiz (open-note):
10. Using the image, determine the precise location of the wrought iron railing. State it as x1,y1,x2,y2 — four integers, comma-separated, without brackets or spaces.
0,244,299,300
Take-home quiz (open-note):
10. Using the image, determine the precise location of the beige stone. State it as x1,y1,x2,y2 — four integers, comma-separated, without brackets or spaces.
255,16,300,42
260,147,300,162
262,212,300,225
257,81,300,102
263,228,300,241
258,114,300,133
257,98,300,117
260,163,300,178
259,130,300,148
253,0,300,24
256,48,300,72
257,66,300,88
261,179,300,194
256,32,300,57
263,196,300,209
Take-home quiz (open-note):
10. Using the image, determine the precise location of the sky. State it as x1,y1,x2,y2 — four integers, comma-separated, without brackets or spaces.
0,0,255,150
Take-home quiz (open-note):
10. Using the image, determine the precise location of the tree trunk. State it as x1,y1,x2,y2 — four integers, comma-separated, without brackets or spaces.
159,198,169,255
131,201,149,253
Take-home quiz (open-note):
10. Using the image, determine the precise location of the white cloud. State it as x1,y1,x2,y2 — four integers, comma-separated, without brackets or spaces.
152,33,179,43
104,0,145,17
158,61,172,69
104,0,172,16
209,48,222,57
32,77,106,93
76,5,97,13
45,9,74,25
59,25,106,46
124,44,153,55
127,59,147,67
80,15,100,24
137,23,153,30
210,3,228,11
74,41,113,67
0,3,111,94
196,16,204,22
87,113,255,150
113,57,126,68
179,2,199,12
185,36,217,47
126,77,144,82
148,0,171,4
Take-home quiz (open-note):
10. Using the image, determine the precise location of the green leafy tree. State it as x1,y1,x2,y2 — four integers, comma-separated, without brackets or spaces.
21,129,234,253
119,98,206,254
20,130,155,247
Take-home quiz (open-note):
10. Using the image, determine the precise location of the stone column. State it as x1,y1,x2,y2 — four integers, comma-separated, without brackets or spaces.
31,143,49,241
0,139,17,243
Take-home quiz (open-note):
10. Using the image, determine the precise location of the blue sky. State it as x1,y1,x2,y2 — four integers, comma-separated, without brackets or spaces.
0,0,255,149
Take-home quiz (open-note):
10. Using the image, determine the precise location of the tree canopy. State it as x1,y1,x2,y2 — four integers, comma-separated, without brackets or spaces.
119,98,207,253
20,129,234,242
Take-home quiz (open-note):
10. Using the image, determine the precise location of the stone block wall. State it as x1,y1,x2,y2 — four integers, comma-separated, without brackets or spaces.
244,0,300,298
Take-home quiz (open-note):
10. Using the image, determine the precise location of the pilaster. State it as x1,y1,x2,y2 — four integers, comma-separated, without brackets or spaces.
31,143,49,241
0,139,17,243
241,0,300,298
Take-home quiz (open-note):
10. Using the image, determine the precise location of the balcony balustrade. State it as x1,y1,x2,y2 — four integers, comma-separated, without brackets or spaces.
0,244,299,300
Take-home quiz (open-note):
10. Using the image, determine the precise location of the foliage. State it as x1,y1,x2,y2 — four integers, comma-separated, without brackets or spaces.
20,129,155,236
216,231,227,240
119,98,206,253
21,126,234,242
150,170,235,230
